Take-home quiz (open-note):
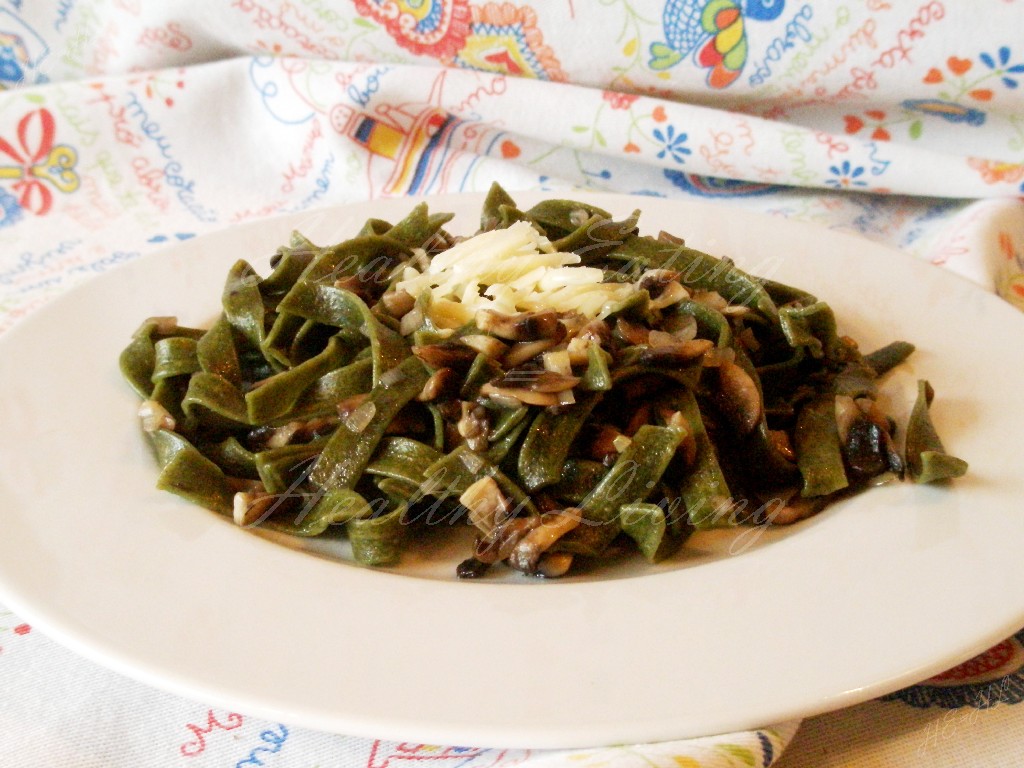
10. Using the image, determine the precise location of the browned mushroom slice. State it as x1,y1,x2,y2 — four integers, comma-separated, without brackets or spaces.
479,382,560,407
412,343,478,371
614,317,650,346
534,552,575,578
637,338,714,367
475,516,543,564
503,338,560,368
380,289,416,318
641,273,689,309
493,369,580,393
417,367,459,402
507,509,582,575
459,334,508,360
714,359,762,435
476,309,563,341
457,401,491,452
638,269,682,295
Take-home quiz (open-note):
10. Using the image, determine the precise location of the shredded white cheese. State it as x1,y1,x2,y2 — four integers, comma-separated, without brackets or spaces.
395,220,636,328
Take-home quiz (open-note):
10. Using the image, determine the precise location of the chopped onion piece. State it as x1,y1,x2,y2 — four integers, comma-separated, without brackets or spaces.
344,401,377,432
138,400,175,432
543,349,573,376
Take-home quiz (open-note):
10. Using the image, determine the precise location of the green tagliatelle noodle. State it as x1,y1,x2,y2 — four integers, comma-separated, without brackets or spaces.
120,185,968,578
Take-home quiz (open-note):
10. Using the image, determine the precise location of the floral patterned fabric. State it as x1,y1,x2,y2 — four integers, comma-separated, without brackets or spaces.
1,2,1023,766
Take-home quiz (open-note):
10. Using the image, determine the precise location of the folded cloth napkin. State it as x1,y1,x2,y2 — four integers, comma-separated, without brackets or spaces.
1,2,1022,766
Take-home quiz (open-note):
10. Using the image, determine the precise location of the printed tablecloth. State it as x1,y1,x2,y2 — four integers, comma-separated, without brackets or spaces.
1,2,1023,766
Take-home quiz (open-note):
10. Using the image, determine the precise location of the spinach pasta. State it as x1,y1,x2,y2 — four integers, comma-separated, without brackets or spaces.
120,185,967,578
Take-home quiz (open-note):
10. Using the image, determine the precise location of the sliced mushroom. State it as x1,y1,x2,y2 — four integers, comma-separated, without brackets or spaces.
656,407,697,466
417,367,459,402
479,383,559,407
638,338,714,367
476,309,563,341
412,343,478,371
649,281,689,310
459,334,508,360
691,290,728,312
380,289,416,318
647,329,679,348
475,516,543,564
503,338,559,368
715,359,762,435
457,402,491,452
638,269,682,296
507,510,582,574
615,317,650,346
534,552,575,578
493,369,580,393
249,417,336,449
661,312,698,342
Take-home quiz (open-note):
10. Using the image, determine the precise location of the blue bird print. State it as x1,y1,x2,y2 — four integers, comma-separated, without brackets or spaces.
649,0,785,88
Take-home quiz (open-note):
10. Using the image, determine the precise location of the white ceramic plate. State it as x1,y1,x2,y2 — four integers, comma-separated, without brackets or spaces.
1,193,1023,749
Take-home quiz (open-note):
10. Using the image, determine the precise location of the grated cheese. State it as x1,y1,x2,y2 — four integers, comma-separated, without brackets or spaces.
395,221,636,328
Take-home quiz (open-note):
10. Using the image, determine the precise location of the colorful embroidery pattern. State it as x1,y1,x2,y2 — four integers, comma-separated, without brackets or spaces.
455,3,566,81
0,107,79,215
0,10,48,89
664,169,780,196
967,158,1024,185
353,0,472,60
366,742,530,767
886,628,1024,709
843,48,1024,144
648,0,785,88
0,30,28,87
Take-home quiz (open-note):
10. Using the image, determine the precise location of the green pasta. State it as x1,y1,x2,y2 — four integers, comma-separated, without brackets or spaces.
122,185,968,577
